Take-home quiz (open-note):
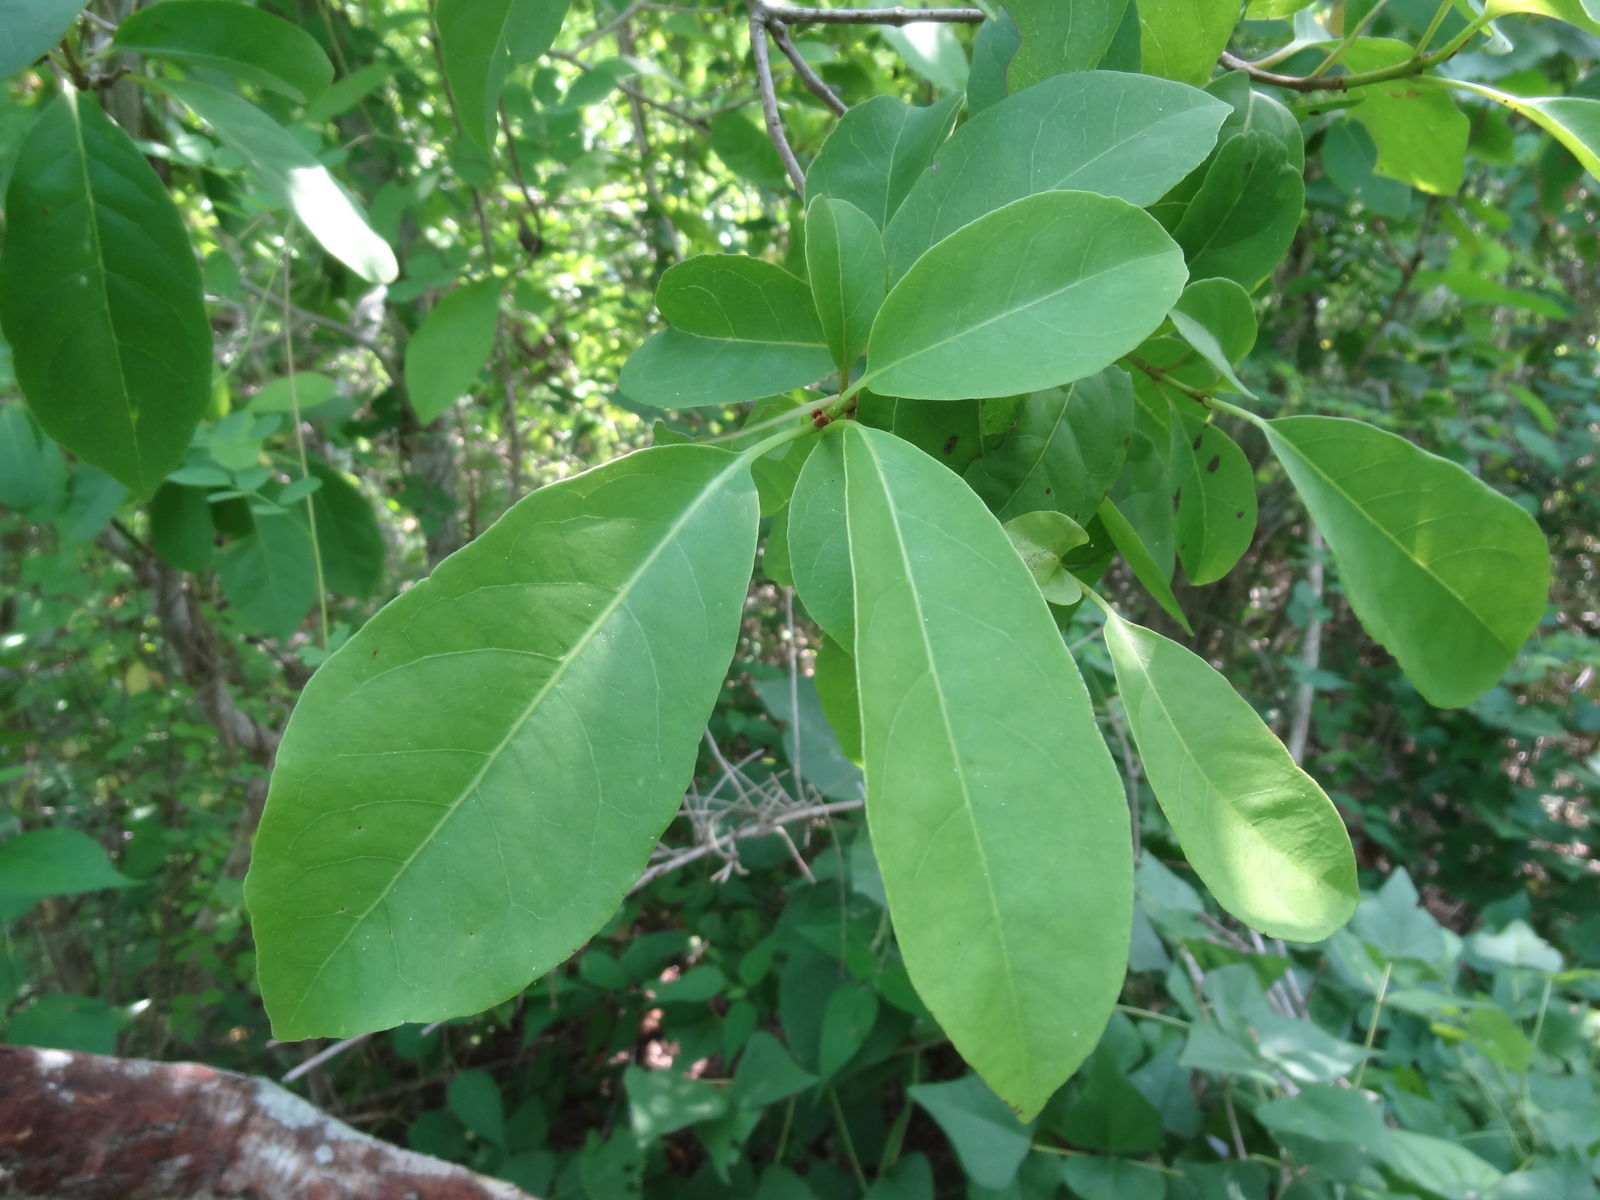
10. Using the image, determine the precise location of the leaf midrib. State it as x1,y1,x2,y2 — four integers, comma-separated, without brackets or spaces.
849,429,1028,1057
283,451,747,1030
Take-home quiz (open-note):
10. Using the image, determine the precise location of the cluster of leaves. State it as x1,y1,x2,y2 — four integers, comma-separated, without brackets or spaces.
1,0,1598,1196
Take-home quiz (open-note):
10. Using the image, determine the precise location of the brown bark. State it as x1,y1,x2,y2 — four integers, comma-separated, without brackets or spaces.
0,1045,536,1200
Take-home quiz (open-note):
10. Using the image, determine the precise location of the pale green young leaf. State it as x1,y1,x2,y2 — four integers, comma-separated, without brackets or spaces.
1139,0,1238,85
964,369,1135,523
1339,40,1468,196
1006,0,1130,89
113,1,334,102
869,192,1187,400
245,445,759,1039
805,196,885,374
1483,0,1600,33
405,279,502,424
1170,413,1257,586
1168,277,1257,398
805,94,960,229
841,423,1131,1120
437,0,569,147
216,509,316,640
1003,510,1088,605
1172,131,1304,291
1100,608,1358,941
0,0,83,82
161,80,398,284
1262,415,1549,708
0,91,210,497
1098,497,1192,634
884,72,1229,274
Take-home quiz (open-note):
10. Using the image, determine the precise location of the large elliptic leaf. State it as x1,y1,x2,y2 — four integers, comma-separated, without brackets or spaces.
1100,609,1358,942
964,367,1135,523
620,256,835,409
787,436,854,646
0,91,210,497
1170,412,1257,586
1139,0,1238,86
113,1,334,102
405,279,502,424
805,196,885,375
1262,415,1549,708
1339,39,1468,196
437,0,570,147
884,70,1229,274
1172,131,1304,291
868,191,1187,401
1006,0,1130,89
161,79,398,284
0,0,83,82
246,445,759,1039
1448,80,1600,182
839,422,1131,1120
805,94,961,229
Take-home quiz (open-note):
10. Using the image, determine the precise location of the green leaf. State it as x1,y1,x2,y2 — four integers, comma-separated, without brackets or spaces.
625,1066,729,1140
857,393,1004,475
840,423,1131,1119
301,462,384,600
1168,277,1257,398
217,509,316,639
1139,0,1239,86
249,373,339,414
1060,1051,1165,1154
149,483,217,572
1098,497,1192,634
967,11,1020,115
437,0,569,147
868,192,1187,401
873,4,967,93
788,433,854,646
964,368,1135,523
303,61,395,125
1339,40,1468,196
161,79,398,284
245,445,758,1039
0,829,133,905
805,196,885,375
1006,0,1129,88
1173,130,1305,291
1484,0,1600,33
0,0,83,82
621,256,835,410
708,110,792,192
1448,80,1600,182
0,91,210,497
733,1031,818,1108
447,1069,506,1147
884,72,1229,274
1170,413,1257,586
1380,1130,1503,1198
113,1,334,103
1061,1155,1167,1200
1099,609,1359,941
805,94,961,228
405,279,501,424
1004,510,1088,605
1261,415,1549,708
817,981,878,1083
909,1074,1034,1190
0,403,65,514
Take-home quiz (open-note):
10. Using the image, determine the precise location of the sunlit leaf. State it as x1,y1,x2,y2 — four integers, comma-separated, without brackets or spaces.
114,1,334,102
246,445,759,1039
437,0,569,147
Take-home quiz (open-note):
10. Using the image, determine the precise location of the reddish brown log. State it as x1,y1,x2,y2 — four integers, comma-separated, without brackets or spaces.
0,1045,536,1200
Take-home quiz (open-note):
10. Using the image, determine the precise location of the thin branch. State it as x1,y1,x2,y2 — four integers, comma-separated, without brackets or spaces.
630,798,863,893
760,3,984,25
769,21,847,115
749,13,807,194
1217,16,1485,94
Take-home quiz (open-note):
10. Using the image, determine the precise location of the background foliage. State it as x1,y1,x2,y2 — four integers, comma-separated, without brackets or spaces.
1,0,1598,1196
